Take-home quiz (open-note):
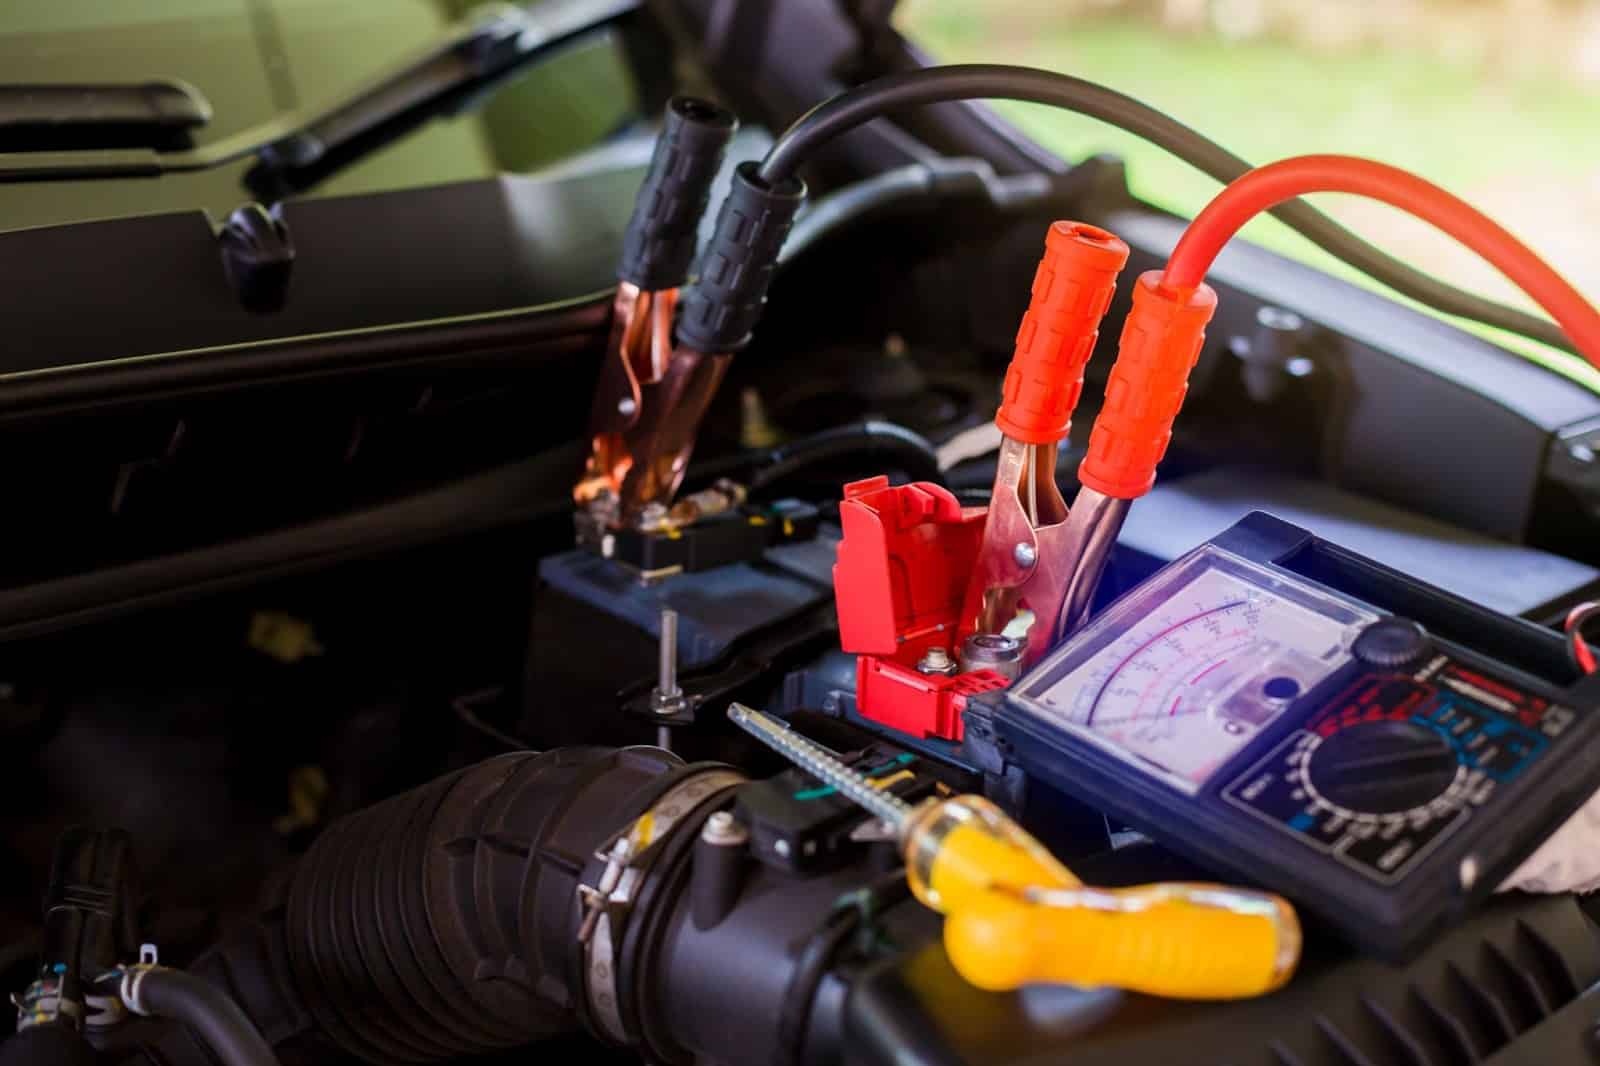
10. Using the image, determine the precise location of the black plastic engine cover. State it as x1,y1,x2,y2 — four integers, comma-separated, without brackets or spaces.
845,843,1600,1066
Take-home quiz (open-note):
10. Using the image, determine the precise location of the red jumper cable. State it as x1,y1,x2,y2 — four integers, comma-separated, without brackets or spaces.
1050,154,1600,644
960,221,1131,664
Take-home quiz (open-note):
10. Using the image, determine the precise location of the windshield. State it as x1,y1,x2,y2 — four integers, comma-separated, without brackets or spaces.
901,0,1600,381
0,0,637,230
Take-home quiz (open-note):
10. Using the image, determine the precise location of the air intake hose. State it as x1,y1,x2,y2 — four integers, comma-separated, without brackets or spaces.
282,746,743,1064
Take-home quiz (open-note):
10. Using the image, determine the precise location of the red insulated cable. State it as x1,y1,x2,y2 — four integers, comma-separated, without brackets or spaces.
1163,155,1600,369
1566,603,1600,676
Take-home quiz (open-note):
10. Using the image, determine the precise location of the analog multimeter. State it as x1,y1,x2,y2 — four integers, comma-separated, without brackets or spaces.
997,512,1600,958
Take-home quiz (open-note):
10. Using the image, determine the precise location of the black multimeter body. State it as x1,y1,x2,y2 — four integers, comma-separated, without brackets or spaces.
995,512,1600,959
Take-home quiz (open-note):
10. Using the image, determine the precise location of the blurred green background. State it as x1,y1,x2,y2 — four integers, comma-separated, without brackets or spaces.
899,0,1600,382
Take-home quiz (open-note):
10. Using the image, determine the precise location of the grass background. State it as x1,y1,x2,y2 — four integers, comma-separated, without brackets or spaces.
898,2,1600,388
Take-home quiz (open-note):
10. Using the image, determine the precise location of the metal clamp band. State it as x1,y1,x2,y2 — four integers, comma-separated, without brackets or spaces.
579,767,744,1045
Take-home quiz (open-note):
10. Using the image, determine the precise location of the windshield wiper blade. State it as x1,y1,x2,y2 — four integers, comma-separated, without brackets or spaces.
0,0,640,184
0,80,211,149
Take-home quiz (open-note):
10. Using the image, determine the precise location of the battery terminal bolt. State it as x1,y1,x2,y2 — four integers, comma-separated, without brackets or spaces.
916,647,960,677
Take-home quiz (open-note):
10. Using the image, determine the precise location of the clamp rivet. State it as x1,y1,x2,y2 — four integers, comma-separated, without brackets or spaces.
1013,542,1038,568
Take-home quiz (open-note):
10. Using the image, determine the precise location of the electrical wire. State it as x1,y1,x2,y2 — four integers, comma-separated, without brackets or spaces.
774,870,910,1066
451,688,530,750
684,421,945,492
1164,156,1600,369
755,64,1578,358
746,421,946,493
780,157,1054,266
1565,602,1600,676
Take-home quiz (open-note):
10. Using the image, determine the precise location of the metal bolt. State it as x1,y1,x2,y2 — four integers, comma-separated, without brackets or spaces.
618,396,638,416
1233,305,1310,404
1256,305,1304,334
1013,542,1037,569
958,632,1024,681
650,610,689,748
916,646,959,677
774,839,792,858
701,811,749,847
637,502,670,532
657,610,681,702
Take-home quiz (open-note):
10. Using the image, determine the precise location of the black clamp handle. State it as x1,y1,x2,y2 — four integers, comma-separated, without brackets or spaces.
618,96,739,291
677,161,807,353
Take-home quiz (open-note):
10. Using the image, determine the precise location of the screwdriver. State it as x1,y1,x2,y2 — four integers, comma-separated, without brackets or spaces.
727,703,1300,999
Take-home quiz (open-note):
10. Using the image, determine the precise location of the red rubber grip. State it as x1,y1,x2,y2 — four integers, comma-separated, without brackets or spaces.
994,222,1130,445
1078,271,1218,500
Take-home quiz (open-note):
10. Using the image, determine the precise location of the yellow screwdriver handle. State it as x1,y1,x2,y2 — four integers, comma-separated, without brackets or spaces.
943,881,1301,999
905,795,1081,912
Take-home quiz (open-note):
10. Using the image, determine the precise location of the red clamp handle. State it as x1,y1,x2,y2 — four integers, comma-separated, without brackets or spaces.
994,222,1130,445
1078,271,1218,500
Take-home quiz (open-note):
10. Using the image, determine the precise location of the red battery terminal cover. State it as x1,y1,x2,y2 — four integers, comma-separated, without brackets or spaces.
833,476,1009,741
1078,271,1218,500
995,221,1130,445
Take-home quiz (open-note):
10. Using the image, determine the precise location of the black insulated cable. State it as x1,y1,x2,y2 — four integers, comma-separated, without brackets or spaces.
682,420,947,494
779,156,1054,266
121,968,283,1066
753,64,1575,357
1565,601,1600,675
746,421,946,492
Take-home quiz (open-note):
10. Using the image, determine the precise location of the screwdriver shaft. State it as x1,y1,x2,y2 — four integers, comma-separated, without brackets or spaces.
727,704,914,829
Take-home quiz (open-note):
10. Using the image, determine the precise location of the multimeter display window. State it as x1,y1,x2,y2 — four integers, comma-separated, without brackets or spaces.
1013,547,1380,794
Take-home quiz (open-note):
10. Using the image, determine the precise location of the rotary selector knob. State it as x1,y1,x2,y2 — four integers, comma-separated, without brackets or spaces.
1307,720,1458,814
1352,619,1433,669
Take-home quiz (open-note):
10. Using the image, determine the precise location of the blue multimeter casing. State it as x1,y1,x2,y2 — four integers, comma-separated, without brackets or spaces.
995,512,1600,958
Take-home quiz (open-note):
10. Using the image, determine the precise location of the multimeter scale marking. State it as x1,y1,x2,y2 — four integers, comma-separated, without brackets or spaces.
1084,600,1250,724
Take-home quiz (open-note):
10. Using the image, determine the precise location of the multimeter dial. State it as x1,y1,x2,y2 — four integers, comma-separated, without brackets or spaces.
1224,669,1556,882
1304,719,1460,813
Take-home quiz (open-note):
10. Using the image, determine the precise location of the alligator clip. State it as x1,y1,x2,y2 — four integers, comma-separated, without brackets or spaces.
960,222,1129,665
575,97,738,527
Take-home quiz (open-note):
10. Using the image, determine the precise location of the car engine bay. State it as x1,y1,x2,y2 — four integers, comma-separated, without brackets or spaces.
5,3,1600,1065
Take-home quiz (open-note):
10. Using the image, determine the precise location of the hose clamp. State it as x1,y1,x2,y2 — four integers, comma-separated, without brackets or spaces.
578,767,744,1045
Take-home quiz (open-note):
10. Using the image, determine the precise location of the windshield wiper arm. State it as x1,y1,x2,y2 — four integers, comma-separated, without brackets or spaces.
0,0,640,184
